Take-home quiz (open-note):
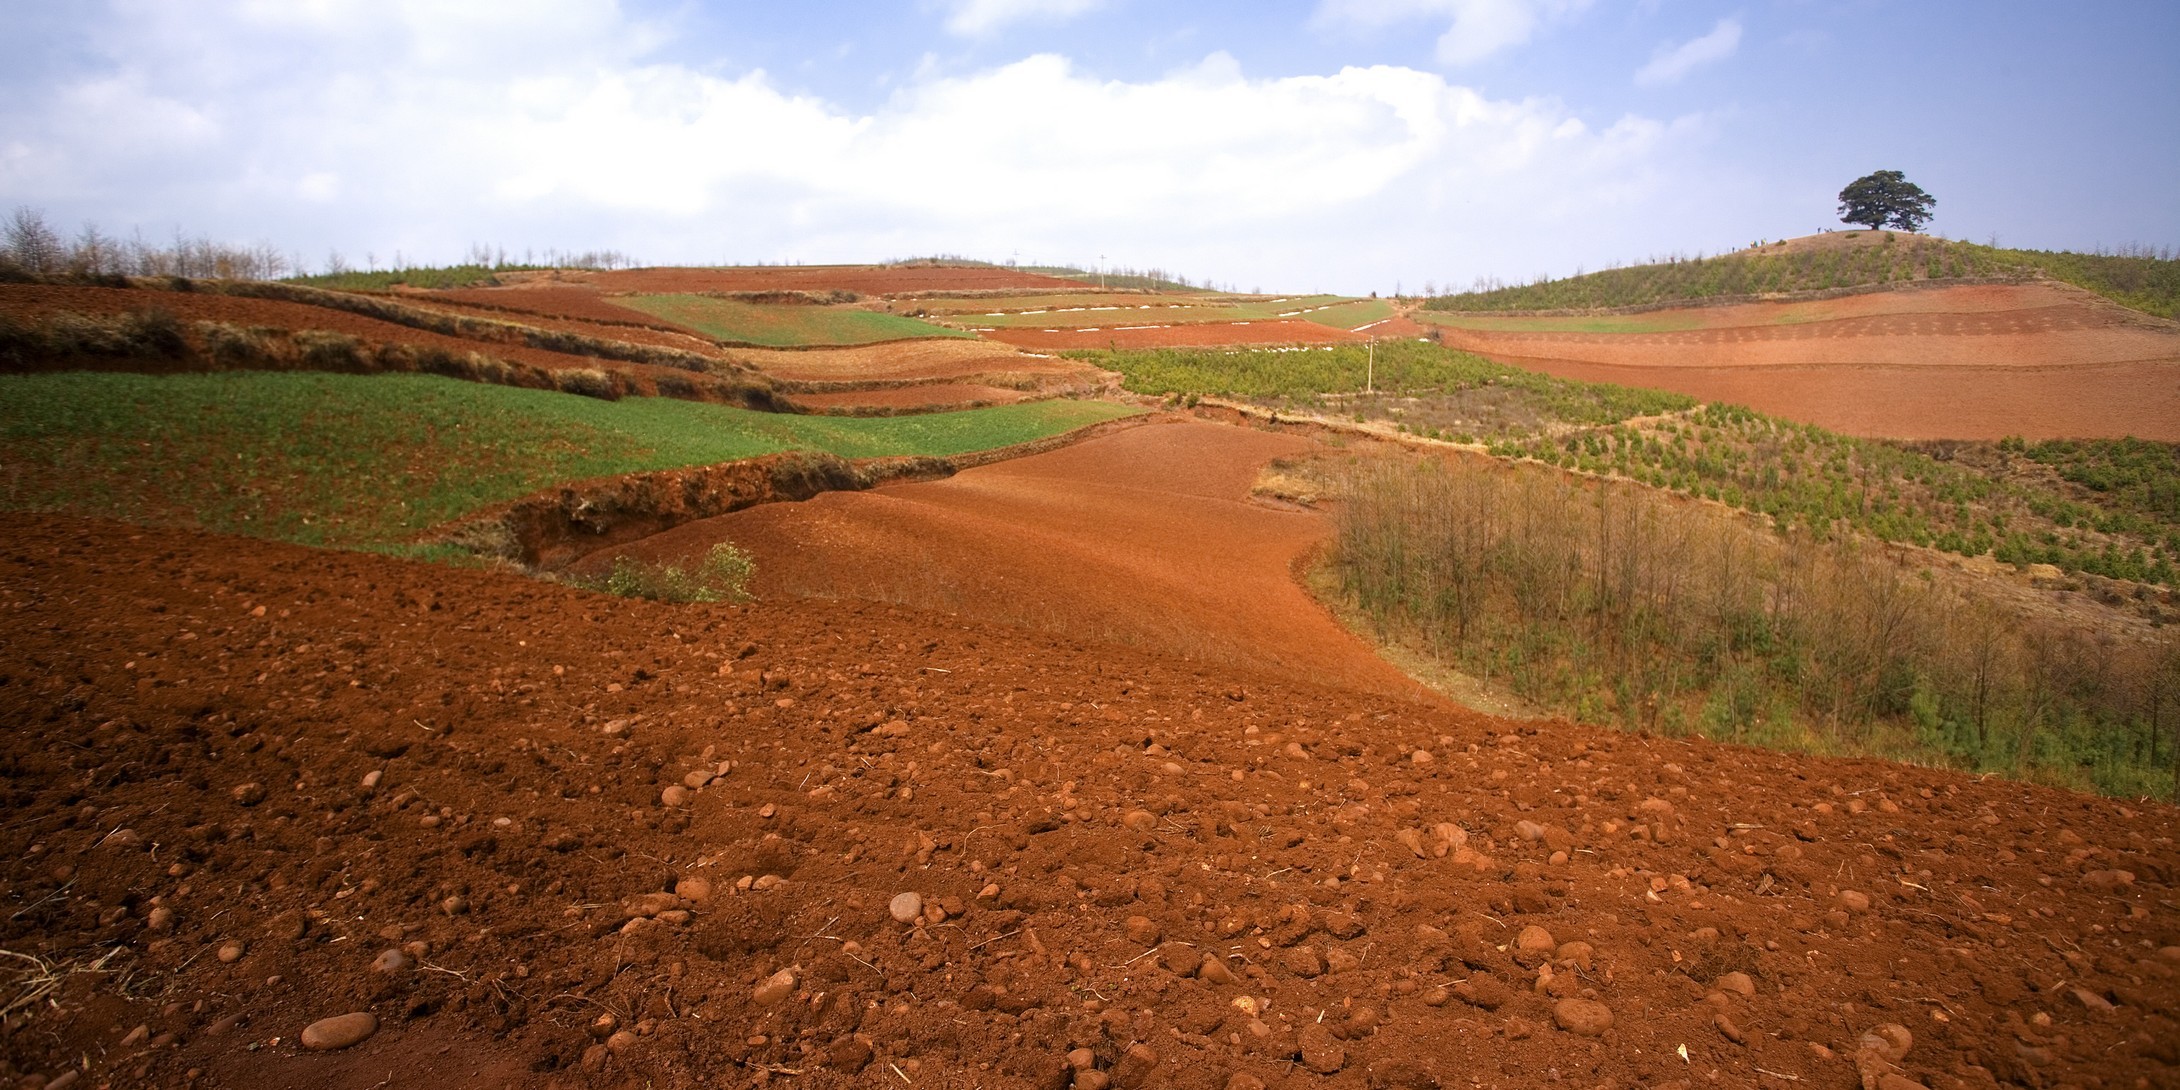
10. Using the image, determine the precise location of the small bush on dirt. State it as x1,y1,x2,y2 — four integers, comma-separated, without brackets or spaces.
593,543,755,604
553,368,621,400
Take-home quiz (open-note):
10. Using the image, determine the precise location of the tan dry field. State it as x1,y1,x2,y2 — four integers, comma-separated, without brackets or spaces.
584,419,1429,701
1430,283,2180,440
984,321,1364,351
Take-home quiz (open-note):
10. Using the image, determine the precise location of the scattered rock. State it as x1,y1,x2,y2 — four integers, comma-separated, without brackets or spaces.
1110,1043,1158,1089
660,785,691,807
1123,810,1159,832
1552,998,1613,1037
889,892,924,924
675,876,713,904
1197,954,1236,985
1717,971,1756,997
371,948,412,974
230,782,267,806
1858,1023,1912,1063
2071,987,2116,1013
1367,1059,1439,1090
300,1012,378,1051
2082,870,2135,893
1838,889,1872,913
752,967,798,1005
1297,1024,1345,1074
1125,915,1163,945
217,941,245,964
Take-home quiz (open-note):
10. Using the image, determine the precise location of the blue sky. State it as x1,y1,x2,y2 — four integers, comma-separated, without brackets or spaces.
2,0,2174,293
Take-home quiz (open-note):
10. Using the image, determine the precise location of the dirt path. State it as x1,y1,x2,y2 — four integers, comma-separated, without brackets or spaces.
1431,284,2180,440
1,514,2174,1090
588,418,1431,700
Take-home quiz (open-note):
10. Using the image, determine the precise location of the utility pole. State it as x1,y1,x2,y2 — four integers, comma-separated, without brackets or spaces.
1098,254,1107,290
1366,339,1375,395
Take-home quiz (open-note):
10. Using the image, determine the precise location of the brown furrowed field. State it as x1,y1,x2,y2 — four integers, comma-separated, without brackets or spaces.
1426,282,2180,440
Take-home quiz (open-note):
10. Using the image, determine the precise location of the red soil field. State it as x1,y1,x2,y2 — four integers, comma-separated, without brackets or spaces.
1431,283,2180,440
557,265,1092,297
589,419,1427,699
416,287,689,331
4,512,2176,1089
788,383,1033,412
734,339,1111,388
984,320,1365,351
394,294,733,358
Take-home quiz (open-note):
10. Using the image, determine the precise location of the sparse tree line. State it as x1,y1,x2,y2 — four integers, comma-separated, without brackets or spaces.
1,207,639,288
2,206,296,281
1332,455,2180,799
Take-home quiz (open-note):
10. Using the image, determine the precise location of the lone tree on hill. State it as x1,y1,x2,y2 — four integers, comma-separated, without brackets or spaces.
1837,170,1936,233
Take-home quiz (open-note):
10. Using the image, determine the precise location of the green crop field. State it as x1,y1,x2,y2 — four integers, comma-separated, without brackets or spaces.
1302,299,1396,329
1082,340,1692,427
943,294,1361,329
0,372,1134,549
616,295,971,346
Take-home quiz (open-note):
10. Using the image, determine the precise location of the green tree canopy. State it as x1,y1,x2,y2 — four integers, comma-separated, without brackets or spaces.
1837,170,1936,233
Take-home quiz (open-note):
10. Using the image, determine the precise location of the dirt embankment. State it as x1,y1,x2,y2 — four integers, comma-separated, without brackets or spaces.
1,514,2175,1090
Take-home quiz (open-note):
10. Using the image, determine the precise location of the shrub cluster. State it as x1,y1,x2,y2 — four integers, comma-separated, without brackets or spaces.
582,543,756,604
1332,455,2180,798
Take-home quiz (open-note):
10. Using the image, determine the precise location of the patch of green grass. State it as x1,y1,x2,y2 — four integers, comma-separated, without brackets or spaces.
0,372,1136,548
287,264,549,291
616,295,971,346
1303,299,1396,330
947,294,1359,329
1079,340,1692,427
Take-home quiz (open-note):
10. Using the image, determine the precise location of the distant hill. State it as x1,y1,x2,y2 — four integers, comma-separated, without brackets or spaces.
1425,232,2180,319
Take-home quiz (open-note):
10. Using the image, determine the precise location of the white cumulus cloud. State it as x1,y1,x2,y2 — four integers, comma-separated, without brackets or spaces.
1313,0,1594,65
1635,18,1742,86
0,0,1717,291
939,0,1108,37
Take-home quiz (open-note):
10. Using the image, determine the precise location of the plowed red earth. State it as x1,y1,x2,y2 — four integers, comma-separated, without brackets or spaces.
0,285,697,378
389,295,732,357
984,322,1364,351
4,513,2178,1090
414,288,695,331
1429,284,2180,440
587,419,1426,700
561,267,1092,297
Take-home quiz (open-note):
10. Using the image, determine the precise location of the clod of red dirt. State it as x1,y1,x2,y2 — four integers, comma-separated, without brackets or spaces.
3,511,2179,1089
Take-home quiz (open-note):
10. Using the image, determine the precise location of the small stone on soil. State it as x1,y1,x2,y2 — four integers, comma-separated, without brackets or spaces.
1552,997,1613,1037
890,892,924,923
299,1012,378,1051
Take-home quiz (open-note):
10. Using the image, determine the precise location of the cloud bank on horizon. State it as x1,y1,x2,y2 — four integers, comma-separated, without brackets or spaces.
0,0,2173,294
